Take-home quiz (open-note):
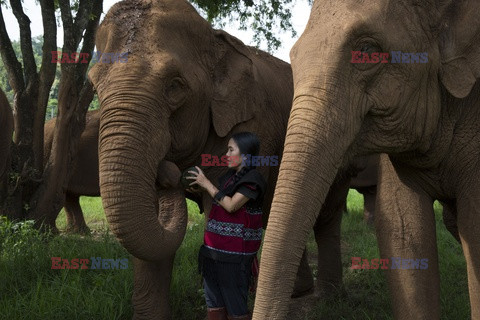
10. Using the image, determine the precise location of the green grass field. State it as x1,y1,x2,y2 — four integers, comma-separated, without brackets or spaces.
0,191,469,319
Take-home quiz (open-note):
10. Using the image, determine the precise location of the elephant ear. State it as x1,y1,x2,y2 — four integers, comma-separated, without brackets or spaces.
211,30,257,137
438,0,480,98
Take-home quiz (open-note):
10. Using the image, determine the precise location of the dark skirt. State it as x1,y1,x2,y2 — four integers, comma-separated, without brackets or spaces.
198,245,255,287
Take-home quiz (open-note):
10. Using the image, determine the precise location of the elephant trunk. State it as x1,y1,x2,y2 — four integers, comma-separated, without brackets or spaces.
98,103,187,262
253,89,361,318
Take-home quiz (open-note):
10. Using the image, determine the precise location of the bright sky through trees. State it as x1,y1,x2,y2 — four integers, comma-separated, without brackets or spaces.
2,0,311,62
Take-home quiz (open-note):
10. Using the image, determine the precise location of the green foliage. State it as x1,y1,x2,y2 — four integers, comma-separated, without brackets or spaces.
0,217,48,258
190,0,300,52
0,35,99,121
0,214,133,319
0,35,52,110
0,195,470,319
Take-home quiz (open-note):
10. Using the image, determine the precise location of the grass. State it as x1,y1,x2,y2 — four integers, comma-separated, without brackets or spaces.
0,191,470,319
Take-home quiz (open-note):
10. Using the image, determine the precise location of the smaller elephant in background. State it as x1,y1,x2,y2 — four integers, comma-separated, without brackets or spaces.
0,89,13,205
44,110,100,233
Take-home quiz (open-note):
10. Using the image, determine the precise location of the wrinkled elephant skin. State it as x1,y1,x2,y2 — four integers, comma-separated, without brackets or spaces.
254,1,480,319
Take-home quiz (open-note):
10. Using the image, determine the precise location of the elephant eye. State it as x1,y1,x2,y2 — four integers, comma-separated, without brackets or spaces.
360,43,375,54
164,77,188,107
352,39,383,71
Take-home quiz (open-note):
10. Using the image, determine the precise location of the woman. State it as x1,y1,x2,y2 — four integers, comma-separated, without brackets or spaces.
187,131,267,320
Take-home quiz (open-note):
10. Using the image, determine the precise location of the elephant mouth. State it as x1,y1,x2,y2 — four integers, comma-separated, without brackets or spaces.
155,160,182,190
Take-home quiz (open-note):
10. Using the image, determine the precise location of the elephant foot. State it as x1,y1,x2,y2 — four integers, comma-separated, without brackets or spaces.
315,281,345,301
65,223,91,235
292,249,314,298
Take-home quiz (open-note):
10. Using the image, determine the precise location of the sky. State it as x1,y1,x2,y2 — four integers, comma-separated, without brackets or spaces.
2,0,311,63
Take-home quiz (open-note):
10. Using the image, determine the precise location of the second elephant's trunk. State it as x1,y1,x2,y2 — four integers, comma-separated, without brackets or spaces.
253,91,361,318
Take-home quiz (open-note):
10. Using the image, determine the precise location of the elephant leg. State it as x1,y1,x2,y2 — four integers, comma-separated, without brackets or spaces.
313,183,345,298
64,193,90,234
440,200,460,243
291,248,314,298
132,256,175,320
456,197,480,319
376,155,439,319
363,187,376,225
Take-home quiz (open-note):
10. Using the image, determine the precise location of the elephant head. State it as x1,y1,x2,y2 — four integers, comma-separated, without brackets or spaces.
88,0,274,261
253,0,480,318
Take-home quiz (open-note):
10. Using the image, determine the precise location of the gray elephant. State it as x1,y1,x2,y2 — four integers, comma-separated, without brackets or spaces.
253,0,480,319
0,88,13,205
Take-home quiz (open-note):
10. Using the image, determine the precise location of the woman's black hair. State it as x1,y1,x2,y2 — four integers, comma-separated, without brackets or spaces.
214,132,261,201
231,131,260,169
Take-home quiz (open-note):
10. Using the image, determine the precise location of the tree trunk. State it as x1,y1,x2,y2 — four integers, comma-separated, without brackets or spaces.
0,0,103,232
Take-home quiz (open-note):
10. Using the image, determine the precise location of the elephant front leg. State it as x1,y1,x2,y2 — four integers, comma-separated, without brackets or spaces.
313,193,343,299
310,170,350,298
376,155,439,319
456,195,480,319
132,256,175,320
441,200,460,243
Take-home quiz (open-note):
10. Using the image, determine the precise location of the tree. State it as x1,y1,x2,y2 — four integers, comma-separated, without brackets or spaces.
0,36,53,112
191,0,313,52
0,0,103,232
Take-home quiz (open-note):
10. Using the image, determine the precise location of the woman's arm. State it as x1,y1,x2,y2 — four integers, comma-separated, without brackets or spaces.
187,167,250,213
206,183,250,213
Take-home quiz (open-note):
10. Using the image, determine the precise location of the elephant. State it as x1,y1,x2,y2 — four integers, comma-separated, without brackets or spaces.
44,109,100,233
0,88,13,204
87,0,295,318
253,0,480,319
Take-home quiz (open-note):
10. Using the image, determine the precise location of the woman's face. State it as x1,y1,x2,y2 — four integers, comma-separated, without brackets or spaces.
226,138,243,169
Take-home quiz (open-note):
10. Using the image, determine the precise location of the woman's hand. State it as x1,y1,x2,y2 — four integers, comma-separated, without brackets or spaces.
185,166,212,190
